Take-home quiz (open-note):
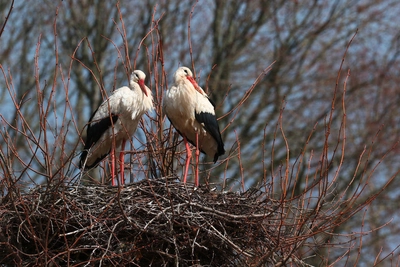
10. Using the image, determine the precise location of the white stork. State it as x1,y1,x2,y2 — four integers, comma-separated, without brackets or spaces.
163,66,225,186
79,70,153,186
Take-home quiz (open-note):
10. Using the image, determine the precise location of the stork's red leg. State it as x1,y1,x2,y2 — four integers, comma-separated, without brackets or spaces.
195,132,200,186
110,148,116,186
119,139,126,186
183,136,192,184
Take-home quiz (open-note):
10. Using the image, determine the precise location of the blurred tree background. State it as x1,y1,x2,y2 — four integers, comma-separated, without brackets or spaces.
1,0,399,265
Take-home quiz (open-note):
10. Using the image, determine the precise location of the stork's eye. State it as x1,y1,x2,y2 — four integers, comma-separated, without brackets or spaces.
184,69,188,75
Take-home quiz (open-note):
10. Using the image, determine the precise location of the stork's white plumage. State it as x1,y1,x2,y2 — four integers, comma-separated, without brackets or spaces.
163,66,225,186
79,70,153,186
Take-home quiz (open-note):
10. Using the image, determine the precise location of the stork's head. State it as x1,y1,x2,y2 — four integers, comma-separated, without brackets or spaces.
174,66,199,89
131,70,148,96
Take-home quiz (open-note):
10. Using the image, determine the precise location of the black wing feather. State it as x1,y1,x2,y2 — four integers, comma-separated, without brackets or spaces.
207,97,216,107
194,111,225,162
79,112,119,169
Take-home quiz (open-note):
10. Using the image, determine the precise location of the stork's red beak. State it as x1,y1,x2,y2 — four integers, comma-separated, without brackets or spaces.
187,76,203,94
187,76,199,88
138,79,148,96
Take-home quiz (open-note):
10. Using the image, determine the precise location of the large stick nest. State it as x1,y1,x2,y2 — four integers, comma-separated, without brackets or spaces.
0,177,307,266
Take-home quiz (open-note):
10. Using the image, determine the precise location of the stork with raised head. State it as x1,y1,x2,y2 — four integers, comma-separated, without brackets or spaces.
163,66,225,186
79,70,153,186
